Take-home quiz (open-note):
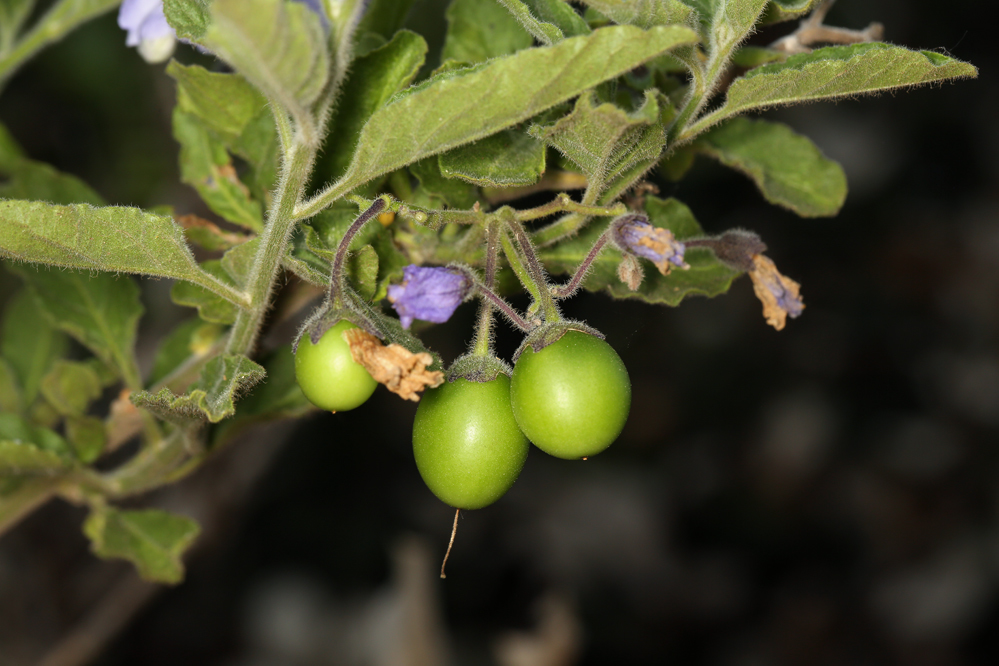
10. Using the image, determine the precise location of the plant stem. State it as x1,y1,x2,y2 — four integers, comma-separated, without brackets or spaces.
0,0,119,91
226,141,317,355
552,230,611,298
502,212,561,322
471,222,499,356
514,192,627,223
328,198,387,306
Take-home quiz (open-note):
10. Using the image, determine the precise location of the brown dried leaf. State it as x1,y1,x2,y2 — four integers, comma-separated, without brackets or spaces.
344,329,443,401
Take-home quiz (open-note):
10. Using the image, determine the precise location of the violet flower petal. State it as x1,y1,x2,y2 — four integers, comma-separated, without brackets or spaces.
387,266,472,329
613,213,688,274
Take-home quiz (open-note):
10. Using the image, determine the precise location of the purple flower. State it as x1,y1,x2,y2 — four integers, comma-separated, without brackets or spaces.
748,254,804,331
387,266,472,329
612,213,689,275
118,0,175,63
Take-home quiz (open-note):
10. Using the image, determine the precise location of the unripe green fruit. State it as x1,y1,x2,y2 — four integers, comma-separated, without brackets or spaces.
294,320,378,412
510,331,631,459
413,376,529,509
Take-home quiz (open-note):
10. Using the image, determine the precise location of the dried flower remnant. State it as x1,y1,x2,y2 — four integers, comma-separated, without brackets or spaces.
387,265,473,329
118,0,176,63
617,255,644,291
748,254,804,331
612,214,689,275
344,329,443,401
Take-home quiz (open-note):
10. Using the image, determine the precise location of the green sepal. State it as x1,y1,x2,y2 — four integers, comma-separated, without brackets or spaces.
512,320,605,360
132,354,266,425
83,506,200,584
446,353,513,384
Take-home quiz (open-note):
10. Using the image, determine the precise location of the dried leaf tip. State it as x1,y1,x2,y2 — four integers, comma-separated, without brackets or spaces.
748,254,804,331
344,329,444,401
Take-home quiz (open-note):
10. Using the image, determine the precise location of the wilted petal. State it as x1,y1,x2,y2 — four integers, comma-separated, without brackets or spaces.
387,266,472,329
613,213,688,275
344,328,443,401
748,254,804,331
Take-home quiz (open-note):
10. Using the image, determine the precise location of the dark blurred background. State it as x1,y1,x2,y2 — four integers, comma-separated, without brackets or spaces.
1,1,996,664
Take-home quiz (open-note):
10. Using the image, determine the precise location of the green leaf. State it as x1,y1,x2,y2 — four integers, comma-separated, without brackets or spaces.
170,260,240,325
0,441,70,475
443,0,533,63
323,29,427,182
2,288,68,406
11,267,143,388
211,346,314,446
356,0,417,49
0,476,60,537
163,0,211,41
539,195,739,304
167,62,278,200
39,360,102,417
439,129,546,187
0,413,73,473
348,244,380,302
83,507,200,584
221,238,259,286
695,117,846,217
149,318,225,386
65,415,106,464
0,201,248,302
0,158,104,205
530,90,663,197
580,0,694,28
340,24,699,190
760,0,816,25
686,0,769,46
203,0,330,126
689,43,979,137
499,0,591,44
0,357,22,414
132,354,266,424
410,158,479,209
0,0,34,50
173,109,264,232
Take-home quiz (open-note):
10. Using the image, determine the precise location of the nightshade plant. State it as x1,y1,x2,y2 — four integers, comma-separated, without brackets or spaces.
0,0,976,584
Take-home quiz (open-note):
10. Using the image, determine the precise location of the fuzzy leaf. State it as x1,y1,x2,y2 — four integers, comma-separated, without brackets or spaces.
760,0,816,24
83,507,200,584
340,24,699,189
0,358,21,414
12,267,143,387
349,244,380,302
356,0,417,48
684,0,769,45
501,0,591,43
690,43,979,136
203,0,329,124
132,354,266,424
65,415,106,464
439,129,546,187
0,413,73,473
170,260,240,325
530,90,663,197
0,200,246,300
163,0,211,41
1,289,68,406
695,117,846,217
149,319,225,386
173,109,264,232
581,0,693,28
539,195,739,304
323,30,427,181
39,360,102,417
221,238,259,286
410,158,479,209
211,346,314,446
443,0,533,63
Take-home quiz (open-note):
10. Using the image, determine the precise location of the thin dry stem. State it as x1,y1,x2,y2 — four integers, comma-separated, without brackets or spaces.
440,509,460,579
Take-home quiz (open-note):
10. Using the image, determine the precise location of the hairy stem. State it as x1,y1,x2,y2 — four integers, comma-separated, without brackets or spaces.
552,230,611,299
502,213,561,322
328,198,388,306
472,222,500,356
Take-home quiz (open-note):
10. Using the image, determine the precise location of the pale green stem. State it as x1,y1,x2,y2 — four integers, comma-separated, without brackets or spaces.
0,0,120,91
502,213,561,322
226,141,317,355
